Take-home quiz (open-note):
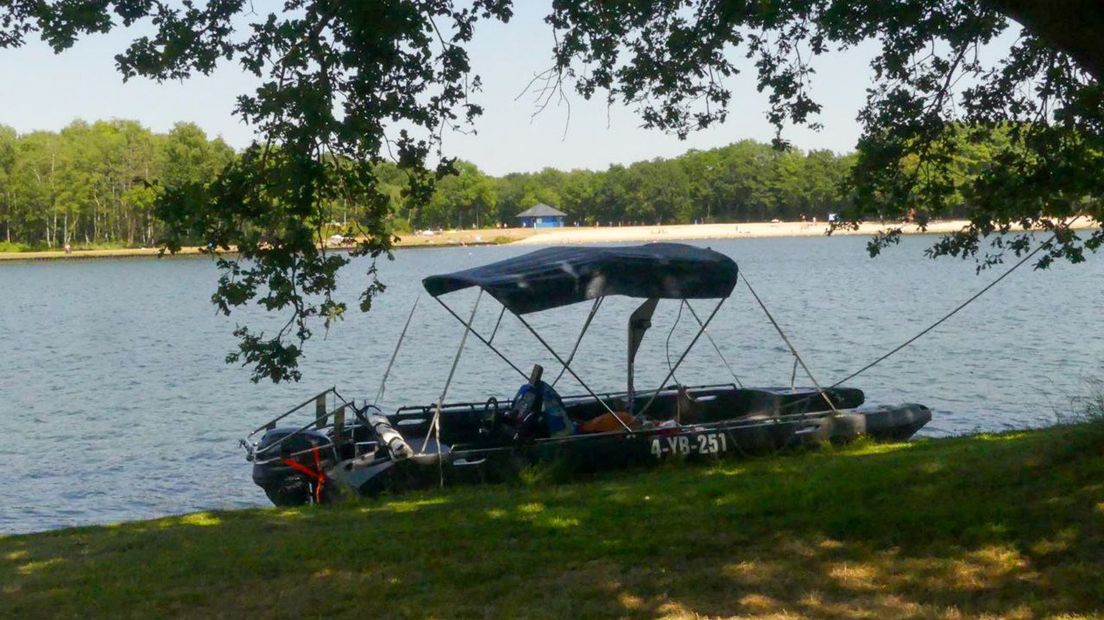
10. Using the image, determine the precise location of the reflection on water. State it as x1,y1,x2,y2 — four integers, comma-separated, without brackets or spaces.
0,235,1100,534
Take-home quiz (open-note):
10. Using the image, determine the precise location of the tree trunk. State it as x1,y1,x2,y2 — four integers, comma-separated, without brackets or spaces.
987,0,1104,81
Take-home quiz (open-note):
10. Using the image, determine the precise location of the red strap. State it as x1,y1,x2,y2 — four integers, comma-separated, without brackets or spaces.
312,447,325,503
281,446,326,503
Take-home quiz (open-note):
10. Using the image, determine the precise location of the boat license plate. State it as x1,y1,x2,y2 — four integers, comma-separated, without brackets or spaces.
650,432,728,458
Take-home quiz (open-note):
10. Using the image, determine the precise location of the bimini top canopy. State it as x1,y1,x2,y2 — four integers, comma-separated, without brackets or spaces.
422,243,739,314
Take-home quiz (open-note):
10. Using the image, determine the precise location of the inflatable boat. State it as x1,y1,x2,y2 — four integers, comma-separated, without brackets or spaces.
242,243,931,505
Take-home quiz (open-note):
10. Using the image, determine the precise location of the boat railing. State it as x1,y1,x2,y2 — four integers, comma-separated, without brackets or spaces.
246,387,346,437
243,387,366,462
245,381,842,462
387,382,746,426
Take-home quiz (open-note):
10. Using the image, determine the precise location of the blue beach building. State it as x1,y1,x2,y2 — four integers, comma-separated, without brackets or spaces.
516,203,567,228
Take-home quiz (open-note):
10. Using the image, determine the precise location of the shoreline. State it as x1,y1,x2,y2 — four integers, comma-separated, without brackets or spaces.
3,423,1103,617
1,218,1097,262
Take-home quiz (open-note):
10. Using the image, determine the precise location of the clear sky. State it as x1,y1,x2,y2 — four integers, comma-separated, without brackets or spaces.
0,3,880,176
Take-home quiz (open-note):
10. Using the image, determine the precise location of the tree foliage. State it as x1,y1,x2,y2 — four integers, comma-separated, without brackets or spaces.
430,141,854,229
2,1,1100,382
546,1,1103,266
0,130,856,243
0,120,232,249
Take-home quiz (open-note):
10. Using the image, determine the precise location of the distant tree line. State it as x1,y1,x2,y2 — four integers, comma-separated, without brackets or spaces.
396,140,857,231
0,120,233,249
0,121,1015,249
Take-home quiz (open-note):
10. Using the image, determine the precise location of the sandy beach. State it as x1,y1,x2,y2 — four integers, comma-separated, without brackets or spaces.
1,219,1096,261
511,219,1100,245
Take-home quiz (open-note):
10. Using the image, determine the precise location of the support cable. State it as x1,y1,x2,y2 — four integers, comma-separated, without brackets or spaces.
551,297,604,387
684,300,744,388
742,274,840,415
740,223,1079,418
664,300,686,385
373,293,421,405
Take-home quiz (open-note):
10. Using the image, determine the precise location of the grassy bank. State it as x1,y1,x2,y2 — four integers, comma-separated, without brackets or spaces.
3,424,1103,618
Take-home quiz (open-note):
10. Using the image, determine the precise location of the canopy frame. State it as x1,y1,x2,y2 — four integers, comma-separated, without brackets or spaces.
422,243,744,440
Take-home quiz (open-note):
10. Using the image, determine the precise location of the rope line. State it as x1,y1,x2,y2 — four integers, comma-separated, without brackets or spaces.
828,230,1063,389
373,293,421,405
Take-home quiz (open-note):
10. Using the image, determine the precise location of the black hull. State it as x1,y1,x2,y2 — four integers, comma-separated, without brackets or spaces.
252,401,931,504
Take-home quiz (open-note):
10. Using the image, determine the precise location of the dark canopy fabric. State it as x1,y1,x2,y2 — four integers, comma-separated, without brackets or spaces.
422,243,739,314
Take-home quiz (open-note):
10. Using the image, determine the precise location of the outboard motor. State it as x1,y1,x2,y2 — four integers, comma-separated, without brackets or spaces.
251,427,336,506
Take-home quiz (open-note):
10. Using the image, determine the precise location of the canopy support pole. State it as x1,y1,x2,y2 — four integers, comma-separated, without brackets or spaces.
741,273,840,416
512,312,632,432
637,297,727,418
551,297,604,387
684,300,744,389
488,305,507,344
432,296,528,381
373,293,421,405
626,298,659,415
423,290,483,486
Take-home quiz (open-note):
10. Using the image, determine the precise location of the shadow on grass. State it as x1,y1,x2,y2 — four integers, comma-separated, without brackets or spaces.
2,423,1103,618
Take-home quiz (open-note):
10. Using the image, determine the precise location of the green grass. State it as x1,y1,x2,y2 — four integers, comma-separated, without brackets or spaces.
4,424,1104,619
0,241,33,252
0,240,138,253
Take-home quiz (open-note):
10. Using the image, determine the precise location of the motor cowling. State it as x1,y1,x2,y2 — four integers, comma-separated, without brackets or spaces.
251,428,336,506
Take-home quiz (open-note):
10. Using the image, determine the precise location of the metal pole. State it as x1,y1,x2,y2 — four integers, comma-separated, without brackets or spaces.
742,274,840,415
373,294,421,405
512,312,632,431
684,300,744,388
551,297,604,387
432,295,528,380
637,297,727,418
424,290,483,486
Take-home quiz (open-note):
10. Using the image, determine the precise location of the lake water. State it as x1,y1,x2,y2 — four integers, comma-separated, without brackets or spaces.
1,236,1101,534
